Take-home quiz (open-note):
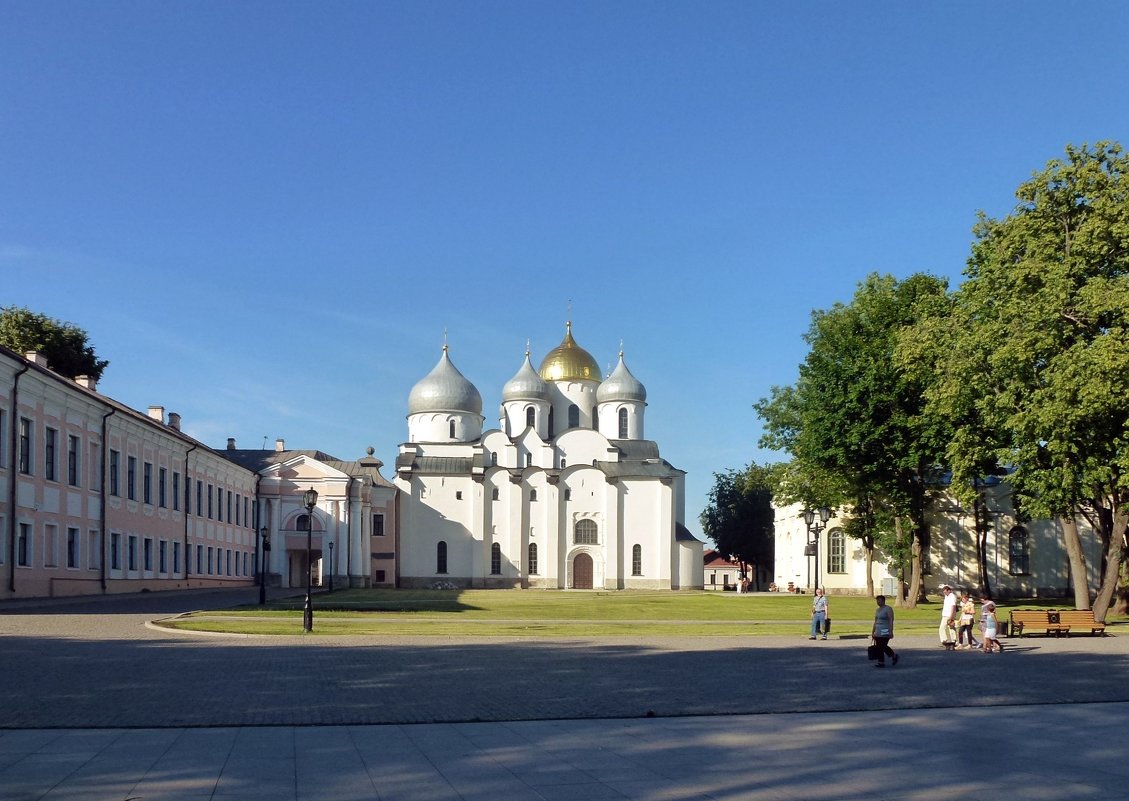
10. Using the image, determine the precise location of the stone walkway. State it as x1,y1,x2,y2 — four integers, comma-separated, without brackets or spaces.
1,588,1126,799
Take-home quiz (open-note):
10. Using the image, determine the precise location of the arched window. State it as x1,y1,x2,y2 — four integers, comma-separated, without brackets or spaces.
525,406,536,428
296,514,312,532
828,529,846,573
574,519,598,545
448,420,456,439
548,407,555,438
528,543,538,575
618,408,628,438
631,544,642,576
436,541,447,574
491,451,498,466
1009,527,1030,575
530,489,538,502
568,404,580,428
492,487,499,501
490,543,502,575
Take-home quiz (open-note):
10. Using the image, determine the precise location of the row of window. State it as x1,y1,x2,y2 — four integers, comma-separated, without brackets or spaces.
2,521,256,579
5,522,101,570
3,412,100,489
107,450,253,526
1,413,255,529
106,532,253,578
520,405,631,438
434,539,644,577
820,527,1032,576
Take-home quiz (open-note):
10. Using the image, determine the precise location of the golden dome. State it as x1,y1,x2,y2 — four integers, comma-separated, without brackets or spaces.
538,322,602,382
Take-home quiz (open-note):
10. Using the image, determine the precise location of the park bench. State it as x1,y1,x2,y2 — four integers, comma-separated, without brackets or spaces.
1056,609,1106,636
1008,609,1106,637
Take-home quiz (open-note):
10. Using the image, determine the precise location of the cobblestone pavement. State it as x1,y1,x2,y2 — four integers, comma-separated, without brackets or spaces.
2,590,1127,800
2,589,1127,728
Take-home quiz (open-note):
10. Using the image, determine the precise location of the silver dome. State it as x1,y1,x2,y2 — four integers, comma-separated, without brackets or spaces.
408,347,483,415
597,353,647,403
502,353,550,402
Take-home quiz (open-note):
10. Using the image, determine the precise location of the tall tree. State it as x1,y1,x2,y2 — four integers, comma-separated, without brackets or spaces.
916,142,1129,619
756,273,951,607
699,463,777,589
0,306,109,381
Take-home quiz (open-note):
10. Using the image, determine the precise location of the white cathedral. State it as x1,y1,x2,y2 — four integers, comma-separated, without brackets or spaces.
394,323,704,590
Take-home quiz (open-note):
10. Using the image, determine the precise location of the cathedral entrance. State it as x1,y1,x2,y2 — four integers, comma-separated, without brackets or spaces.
573,553,593,589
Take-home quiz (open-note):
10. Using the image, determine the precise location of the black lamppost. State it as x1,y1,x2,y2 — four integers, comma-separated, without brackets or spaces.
258,526,270,606
327,540,334,593
803,507,832,592
302,487,318,632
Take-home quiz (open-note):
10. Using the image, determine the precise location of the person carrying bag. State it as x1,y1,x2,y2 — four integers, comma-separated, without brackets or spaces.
870,594,899,668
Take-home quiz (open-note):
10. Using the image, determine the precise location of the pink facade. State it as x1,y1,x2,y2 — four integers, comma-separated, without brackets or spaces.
2,345,396,600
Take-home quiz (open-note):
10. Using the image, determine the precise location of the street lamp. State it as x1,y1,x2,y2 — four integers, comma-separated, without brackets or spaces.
327,540,334,593
803,507,832,592
258,526,271,606
302,487,318,632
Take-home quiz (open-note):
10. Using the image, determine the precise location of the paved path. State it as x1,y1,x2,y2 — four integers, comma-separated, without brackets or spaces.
1,589,1126,799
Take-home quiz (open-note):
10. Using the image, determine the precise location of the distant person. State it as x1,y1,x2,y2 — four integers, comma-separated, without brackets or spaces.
958,591,979,649
982,601,1003,653
871,595,898,668
939,585,958,648
810,587,829,640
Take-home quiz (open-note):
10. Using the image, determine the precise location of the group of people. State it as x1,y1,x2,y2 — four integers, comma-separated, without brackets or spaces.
806,584,1004,668
939,584,1003,653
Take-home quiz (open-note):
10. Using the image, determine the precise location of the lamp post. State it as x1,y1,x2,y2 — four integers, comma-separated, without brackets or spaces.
327,540,334,593
302,487,318,632
803,507,832,592
258,526,271,606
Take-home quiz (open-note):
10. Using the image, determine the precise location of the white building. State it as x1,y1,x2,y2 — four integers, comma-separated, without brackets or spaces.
394,323,704,590
774,482,1106,599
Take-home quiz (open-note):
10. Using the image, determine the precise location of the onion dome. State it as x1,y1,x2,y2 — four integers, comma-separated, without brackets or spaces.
408,346,482,414
539,322,602,382
503,350,550,401
597,352,647,403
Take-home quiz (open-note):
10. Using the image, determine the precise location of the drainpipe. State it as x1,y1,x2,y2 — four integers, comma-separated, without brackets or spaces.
183,443,197,583
98,406,116,592
8,362,30,593
344,476,354,587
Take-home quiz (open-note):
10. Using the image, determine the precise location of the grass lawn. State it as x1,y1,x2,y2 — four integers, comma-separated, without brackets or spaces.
156,589,1124,637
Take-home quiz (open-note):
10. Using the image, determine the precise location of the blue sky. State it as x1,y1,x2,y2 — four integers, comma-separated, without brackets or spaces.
4,2,1128,537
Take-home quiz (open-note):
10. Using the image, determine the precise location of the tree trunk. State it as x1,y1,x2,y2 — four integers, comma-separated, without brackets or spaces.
1090,506,1126,622
864,537,875,598
903,515,923,609
1060,515,1091,610
974,498,993,600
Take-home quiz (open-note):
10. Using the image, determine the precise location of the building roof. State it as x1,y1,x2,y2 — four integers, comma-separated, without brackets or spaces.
539,322,601,382
223,448,395,488
408,345,483,415
703,548,740,566
597,352,647,403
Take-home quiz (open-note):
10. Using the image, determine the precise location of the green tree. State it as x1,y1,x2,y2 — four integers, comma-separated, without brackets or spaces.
0,306,109,381
699,463,777,589
917,142,1129,619
756,273,951,607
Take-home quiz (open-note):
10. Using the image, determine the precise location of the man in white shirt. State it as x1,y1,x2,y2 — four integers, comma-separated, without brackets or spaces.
939,585,958,648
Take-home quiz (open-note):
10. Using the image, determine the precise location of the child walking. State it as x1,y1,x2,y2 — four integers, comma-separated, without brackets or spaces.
982,601,1003,653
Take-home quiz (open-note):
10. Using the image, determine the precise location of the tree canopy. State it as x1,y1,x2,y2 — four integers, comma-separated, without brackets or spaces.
0,306,108,381
912,141,1129,618
756,273,951,606
699,463,776,588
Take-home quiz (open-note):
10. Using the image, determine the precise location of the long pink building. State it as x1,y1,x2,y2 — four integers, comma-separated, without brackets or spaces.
1,345,396,600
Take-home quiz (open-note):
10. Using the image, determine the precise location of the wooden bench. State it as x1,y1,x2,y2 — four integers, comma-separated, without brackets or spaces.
1057,610,1106,636
1009,609,1064,637
1009,609,1106,637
